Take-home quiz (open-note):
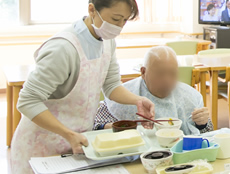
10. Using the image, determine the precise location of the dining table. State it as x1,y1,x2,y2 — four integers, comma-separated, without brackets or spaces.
197,55,230,130
116,38,211,53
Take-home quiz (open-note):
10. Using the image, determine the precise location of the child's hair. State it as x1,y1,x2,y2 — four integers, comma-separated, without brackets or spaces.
207,4,215,11
88,0,139,20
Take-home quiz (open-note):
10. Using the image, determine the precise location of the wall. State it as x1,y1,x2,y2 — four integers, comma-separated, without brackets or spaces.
0,1,207,90
0,45,39,89
180,0,210,34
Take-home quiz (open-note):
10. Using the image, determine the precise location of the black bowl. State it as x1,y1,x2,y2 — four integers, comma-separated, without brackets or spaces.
112,120,137,132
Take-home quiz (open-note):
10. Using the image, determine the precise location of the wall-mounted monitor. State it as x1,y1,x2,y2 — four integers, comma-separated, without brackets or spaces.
199,0,230,25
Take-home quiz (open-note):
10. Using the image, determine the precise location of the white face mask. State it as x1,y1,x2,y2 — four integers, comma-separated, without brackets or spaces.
91,11,122,40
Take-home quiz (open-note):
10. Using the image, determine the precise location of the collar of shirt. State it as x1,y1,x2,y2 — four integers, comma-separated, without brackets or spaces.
74,17,103,45
73,17,104,60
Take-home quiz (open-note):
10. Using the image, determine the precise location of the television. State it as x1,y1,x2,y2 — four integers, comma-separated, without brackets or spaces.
199,0,230,25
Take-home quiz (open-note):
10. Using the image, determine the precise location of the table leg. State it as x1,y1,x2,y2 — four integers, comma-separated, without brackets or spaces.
200,72,207,107
210,70,218,130
12,86,22,134
6,83,13,146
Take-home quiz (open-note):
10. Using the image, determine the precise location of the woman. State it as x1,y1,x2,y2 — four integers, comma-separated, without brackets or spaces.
11,0,155,173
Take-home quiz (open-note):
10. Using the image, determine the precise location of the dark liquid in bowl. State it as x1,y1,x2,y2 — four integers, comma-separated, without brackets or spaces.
120,123,132,127
165,165,194,172
144,151,171,159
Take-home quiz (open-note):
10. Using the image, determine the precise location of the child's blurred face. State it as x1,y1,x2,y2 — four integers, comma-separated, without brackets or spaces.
209,7,215,16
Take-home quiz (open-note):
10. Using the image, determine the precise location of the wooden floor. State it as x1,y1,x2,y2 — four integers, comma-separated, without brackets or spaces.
0,93,229,174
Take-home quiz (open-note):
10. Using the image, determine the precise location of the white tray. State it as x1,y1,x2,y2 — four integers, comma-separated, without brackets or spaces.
82,126,166,160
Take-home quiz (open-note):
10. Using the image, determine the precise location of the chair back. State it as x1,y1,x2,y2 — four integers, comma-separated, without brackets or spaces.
198,48,230,56
178,66,195,86
166,41,198,55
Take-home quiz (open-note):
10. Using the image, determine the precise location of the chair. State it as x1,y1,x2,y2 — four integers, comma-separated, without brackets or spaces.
99,92,105,102
178,66,194,86
198,49,230,90
198,48,230,55
166,41,198,55
178,66,207,107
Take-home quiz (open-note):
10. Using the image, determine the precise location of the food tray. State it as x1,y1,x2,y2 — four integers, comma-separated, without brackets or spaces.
170,140,219,164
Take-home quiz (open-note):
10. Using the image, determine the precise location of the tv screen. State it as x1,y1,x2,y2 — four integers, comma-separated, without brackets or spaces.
199,0,230,25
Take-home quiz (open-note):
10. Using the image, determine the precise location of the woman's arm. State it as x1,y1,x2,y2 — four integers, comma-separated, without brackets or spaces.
109,86,141,105
32,110,88,153
17,39,88,153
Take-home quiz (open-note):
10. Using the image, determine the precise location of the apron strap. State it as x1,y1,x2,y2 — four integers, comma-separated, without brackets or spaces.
34,32,87,61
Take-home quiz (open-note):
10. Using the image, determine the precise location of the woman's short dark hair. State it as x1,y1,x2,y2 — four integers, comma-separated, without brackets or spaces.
207,4,215,11
88,0,139,20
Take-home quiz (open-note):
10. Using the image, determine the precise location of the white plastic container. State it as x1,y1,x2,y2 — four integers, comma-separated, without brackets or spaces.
214,133,230,159
92,129,145,156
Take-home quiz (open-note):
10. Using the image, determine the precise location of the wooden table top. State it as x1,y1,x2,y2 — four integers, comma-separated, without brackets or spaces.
2,59,143,86
7,53,230,86
4,55,214,86
116,38,211,49
2,65,35,86
197,55,230,70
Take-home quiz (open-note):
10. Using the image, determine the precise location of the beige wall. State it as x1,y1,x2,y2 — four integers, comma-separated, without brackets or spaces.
0,45,38,89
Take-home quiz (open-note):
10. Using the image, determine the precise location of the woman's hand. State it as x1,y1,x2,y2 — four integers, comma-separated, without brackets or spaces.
104,123,113,129
32,110,89,154
65,131,89,154
136,97,155,129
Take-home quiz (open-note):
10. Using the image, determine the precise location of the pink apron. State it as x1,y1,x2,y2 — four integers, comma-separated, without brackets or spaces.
11,32,112,174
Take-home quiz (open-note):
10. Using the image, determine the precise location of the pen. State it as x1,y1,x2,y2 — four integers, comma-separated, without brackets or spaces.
61,153,73,158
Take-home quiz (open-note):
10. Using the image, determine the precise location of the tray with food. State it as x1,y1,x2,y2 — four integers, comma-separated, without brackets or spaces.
82,125,164,160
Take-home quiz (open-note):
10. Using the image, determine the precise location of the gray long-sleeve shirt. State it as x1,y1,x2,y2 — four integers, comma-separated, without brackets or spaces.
17,19,121,120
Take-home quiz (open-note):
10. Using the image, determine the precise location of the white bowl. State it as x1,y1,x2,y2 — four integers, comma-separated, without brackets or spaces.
155,117,182,130
140,151,173,174
156,129,183,148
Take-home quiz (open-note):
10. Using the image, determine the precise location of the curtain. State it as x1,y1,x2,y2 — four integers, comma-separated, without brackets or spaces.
136,0,183,23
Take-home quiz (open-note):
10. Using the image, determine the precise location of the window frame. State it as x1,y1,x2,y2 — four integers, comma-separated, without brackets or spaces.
19,0,89,25
19,0,31,25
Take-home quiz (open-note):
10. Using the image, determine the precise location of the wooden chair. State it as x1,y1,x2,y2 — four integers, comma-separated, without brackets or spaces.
166,41,198,55
179,66,208,107
198,49,230,91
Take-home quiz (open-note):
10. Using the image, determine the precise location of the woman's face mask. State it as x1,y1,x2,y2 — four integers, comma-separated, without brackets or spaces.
91,11,123,40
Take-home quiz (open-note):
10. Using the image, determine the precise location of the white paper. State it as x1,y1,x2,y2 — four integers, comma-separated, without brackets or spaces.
29,154,136,174
224,163,230,170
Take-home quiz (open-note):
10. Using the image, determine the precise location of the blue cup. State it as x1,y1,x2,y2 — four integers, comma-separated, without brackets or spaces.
183,136,210,151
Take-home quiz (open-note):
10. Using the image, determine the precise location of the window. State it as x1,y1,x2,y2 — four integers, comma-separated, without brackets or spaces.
136,0,183,23
30,0,88,24
2,0,183,26
0,0,19,26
